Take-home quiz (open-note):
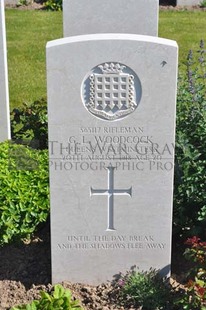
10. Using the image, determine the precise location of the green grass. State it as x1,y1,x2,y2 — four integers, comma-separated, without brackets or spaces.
6,9,62,108
159,10,206,64
5,9,206,108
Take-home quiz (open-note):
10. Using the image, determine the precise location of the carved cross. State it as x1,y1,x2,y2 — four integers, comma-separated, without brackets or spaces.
90,166,132,231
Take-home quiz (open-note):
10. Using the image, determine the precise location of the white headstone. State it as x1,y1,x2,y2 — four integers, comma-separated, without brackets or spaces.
47,33,178,285
63,0,159,37
0,0,10,142
176,0,201,5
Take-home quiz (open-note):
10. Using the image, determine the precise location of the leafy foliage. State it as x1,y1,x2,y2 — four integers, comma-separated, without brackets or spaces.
17,0,30,6
11,98,48,150
118,268,175,309
0,141,49,246
43,0,62,11
184,236,206,277
11,284,83,310
200,0,206,8
176,237,206,309
174,40,206,239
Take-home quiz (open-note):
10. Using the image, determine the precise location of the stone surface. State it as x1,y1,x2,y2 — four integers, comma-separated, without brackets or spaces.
176,0,201,5
47,33,178,285
63,0,159,37
0,0,10,142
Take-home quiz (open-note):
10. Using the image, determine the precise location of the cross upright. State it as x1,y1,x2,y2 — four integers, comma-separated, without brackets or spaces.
90,166,132,231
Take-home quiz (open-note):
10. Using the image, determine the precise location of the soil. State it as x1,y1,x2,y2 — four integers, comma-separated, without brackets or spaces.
5,2,44,10
0,219,187,310
0,219,135,309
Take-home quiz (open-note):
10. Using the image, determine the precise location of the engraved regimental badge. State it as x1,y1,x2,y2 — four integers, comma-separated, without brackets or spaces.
81,62,142,121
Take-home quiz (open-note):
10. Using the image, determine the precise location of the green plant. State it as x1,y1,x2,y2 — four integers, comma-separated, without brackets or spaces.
43,0,62,11
17,0,30,6
118,268,174,309
174,40,206,239
200,0,206,8
176,280,206,310
175,237,206,309
184,236,206,276
11,98,48,150
0,141,49,246
11,284,83,309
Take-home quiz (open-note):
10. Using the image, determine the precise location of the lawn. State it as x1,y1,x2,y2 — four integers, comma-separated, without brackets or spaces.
5,8,206,108
5,9,62,108
159,10,206,61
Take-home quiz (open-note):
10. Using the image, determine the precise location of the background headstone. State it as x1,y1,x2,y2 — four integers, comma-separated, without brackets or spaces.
47,33,178,285
176,0,201,5
63,0,159,37
0,0,10,142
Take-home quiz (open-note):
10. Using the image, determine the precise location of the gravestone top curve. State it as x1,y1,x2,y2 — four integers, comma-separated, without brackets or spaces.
47,34,177,49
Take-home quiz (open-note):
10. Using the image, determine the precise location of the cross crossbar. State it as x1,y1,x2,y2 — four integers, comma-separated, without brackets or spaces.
90,166,132,230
